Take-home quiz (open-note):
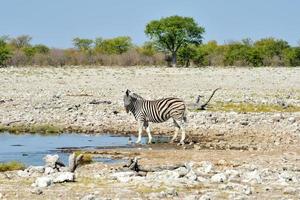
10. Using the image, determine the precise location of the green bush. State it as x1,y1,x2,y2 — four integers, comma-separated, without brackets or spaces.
0,39,11,67
0,161,25,172
95,36,133,54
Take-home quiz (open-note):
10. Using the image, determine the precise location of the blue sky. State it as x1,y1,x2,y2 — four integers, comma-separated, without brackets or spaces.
1,0,299,48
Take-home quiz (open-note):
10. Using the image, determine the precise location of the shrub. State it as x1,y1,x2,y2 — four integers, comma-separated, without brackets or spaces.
0,39,11,67
0,161,25,172
95,36,133,54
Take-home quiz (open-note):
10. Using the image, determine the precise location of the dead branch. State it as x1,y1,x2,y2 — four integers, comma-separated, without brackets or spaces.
123,157,185,172
196,88,221,110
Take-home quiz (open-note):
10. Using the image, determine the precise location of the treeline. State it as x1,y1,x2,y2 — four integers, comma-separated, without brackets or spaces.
1,35,300,67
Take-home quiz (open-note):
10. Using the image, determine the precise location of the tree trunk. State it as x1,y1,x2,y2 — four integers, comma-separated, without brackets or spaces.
171,51,177,67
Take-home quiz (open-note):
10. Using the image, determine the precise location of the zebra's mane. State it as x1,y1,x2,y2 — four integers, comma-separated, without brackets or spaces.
130,93,145,100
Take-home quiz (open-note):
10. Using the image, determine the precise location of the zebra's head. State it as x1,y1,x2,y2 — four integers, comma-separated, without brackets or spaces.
123,89,144,113
124,89,133,113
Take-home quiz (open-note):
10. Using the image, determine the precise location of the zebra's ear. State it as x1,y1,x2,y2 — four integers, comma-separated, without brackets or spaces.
126,89,131,96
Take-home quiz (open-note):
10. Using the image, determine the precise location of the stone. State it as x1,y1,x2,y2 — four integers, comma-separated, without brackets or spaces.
28,166,45,174
211,173,227,183
243,185,253,195
186,171,198,181
225,169,240,181
43,154,59,168
283,187,297,195
199,192,214,200
242,170,262,184
273,113,283,122
279,171,297,183
81,194,96,200
33,176,52,188
52,172,75,183
194,161,214,175
44,167,55,175
111,171,136,183
30,188,43,195
288,117,296,123
0,193,2,199
175,167,189,177
165,188,178,197
17,170,30,178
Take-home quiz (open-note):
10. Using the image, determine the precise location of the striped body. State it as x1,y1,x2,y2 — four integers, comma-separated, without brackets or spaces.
128,97,186,123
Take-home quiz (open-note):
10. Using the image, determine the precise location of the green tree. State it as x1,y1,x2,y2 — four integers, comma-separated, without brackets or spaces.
138,42,157,56
254,38,289,65
72,37,93,51
145,15,205,67
178,44,197,67
10,35,32,49
34,44,50,54
95,36,132,54
283,47,300,66
0,39,11,67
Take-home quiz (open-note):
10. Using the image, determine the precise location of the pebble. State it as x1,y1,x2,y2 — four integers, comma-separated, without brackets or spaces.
211,173,227,183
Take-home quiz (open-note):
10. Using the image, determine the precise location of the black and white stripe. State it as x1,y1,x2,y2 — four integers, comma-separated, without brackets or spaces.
124,90,187,144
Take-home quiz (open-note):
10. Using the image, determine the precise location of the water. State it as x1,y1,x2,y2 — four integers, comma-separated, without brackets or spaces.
0,132,147,166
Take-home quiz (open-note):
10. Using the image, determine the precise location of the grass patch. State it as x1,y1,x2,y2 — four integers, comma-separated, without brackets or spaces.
0,161,25,172
0,124,63,134
203,102,300,113
75,151,93,165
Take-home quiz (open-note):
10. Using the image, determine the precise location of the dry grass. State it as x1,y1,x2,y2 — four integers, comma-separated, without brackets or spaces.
206,102,300,113
0,161,25,172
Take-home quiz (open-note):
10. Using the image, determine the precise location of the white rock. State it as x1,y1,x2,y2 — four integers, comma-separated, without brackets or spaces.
44,167,55,175
165,188,178,197
43,154,59,168
225,169,240,181
0,193,2,199
186,171,198,181
34,177,52,188
17,170,30,178
283,187,297,195
199,192,214,200
211,173,227,183
242,170,262,184
279,171,297,183
243,185,253,195
175,167,189,177
81,194,95,200
111,171,136,183
52,172,75,183
30,187,43,195
288,117,296,123
195,161,214,175
28,166,45,174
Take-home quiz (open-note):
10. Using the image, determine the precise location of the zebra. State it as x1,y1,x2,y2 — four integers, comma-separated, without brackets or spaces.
123,89,187,145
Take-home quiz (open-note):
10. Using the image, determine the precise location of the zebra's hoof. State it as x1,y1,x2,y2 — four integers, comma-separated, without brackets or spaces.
135,141,141,144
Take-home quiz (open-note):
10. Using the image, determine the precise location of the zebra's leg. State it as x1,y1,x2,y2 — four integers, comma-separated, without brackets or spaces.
136,120,143,144
144,121,152,144
179,121,186,145
170,119,180,143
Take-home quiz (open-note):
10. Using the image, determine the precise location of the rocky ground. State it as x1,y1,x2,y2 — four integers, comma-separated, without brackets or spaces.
0,66,300,199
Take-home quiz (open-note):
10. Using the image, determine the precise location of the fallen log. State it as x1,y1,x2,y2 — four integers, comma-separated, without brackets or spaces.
123,157,185,172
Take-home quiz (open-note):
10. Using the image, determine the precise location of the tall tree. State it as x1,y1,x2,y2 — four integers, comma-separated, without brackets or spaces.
72,38,93,51
10,35,32,49
145,15,205,67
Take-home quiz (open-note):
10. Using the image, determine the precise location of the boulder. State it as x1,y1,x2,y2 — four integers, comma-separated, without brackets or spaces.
52,172,75,183
211,173,227,183
33,177,52,188
43,154,59,168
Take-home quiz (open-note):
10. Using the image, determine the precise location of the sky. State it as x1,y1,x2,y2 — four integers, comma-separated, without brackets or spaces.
1,0,299,48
